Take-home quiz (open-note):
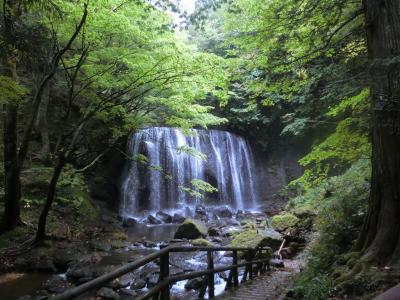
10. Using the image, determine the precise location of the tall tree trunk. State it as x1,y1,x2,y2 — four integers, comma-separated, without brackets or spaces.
1,56,21,231
357,0,400,265
35,155,66,243
2,103,21,231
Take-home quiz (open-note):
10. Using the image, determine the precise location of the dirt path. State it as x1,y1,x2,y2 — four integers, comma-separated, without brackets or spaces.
216,259,303,300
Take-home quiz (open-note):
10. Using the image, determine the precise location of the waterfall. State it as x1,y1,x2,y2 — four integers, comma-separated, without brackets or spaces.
120,127,259,217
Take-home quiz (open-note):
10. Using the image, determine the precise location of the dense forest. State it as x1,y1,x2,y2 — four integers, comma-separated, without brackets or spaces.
0,0,399,299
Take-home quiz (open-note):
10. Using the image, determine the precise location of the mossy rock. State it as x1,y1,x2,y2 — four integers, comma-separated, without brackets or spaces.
271,213,300,232
192,238,214,247
241,220,257,230
174,219,207,239
230,228,283,250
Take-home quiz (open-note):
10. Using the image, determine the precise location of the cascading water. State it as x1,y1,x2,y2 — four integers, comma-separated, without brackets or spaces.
120,127,259,218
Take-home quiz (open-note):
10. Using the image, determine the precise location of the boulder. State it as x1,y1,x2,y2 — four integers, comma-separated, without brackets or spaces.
122,217,138,227
97,287,120,300
271,213,300,232
142,240,157,248
119,288,137,298
147,215,162,225
230,228,283,250
172,213,186,223
184,278,204,290
106,273,132,289
211,237,223,244
208,227,221,237
130,279,146,290
66,263,93,280
156,211,173,223
195,205,207,216
41,275,71,294
35,290,49,300
215,207,233,218
236,210,244,219
146,272,159,288
174,219,207,240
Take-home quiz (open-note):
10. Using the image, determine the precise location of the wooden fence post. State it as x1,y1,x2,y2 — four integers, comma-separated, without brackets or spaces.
159,249,170,300
248,250,254,280
207,250,215,299
232,250,239,287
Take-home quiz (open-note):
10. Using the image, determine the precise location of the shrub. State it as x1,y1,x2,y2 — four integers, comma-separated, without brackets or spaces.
288,160,370,299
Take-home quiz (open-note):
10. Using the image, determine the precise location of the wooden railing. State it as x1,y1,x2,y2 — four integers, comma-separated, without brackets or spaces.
52,245,271,300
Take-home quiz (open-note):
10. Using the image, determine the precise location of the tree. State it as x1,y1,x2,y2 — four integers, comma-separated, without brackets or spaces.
32,0,228,242
0,0,88,232
355,0,400,265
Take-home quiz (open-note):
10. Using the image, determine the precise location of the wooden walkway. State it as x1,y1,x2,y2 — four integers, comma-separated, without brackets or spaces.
217,260,302,300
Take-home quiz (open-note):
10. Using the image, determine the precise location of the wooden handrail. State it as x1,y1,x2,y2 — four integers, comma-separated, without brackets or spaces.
52,245,271,300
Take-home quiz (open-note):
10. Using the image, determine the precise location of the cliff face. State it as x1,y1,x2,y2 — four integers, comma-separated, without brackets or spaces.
253,143,305,210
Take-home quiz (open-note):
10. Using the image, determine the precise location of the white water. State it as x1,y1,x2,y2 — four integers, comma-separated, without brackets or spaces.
120,127,259,217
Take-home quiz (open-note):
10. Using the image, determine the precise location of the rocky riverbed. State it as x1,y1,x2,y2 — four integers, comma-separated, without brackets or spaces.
0,204,313,300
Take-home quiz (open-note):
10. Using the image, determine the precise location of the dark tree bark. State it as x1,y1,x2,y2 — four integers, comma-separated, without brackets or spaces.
356,0,400,265
1,0,22,231
34,155,66,243
2,98,21,230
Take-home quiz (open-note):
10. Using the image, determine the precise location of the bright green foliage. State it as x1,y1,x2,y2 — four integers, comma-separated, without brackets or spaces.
288,160,370,298
178,178,218,199
291,88,370,189
40,0,230,147
176,145,208,161
0,76,28,104
56,165,96,217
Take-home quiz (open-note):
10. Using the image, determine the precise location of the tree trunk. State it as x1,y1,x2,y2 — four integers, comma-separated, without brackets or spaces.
35,155,66,243
1,103,21,231
1,56,21,232
357,0,400,265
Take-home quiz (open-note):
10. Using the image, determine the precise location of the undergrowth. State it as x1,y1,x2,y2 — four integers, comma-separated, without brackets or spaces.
287,160,370,299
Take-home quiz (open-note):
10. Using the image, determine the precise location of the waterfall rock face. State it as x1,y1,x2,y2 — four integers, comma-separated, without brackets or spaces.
120,127,259,217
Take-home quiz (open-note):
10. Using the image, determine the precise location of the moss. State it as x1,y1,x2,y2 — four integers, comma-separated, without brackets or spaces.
175,218,208,239
230,229,281,249
112,231,128,241
241,220,257,230
183,218,208,236
271,213,300,232
192,238,214,247
230,229,276,259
